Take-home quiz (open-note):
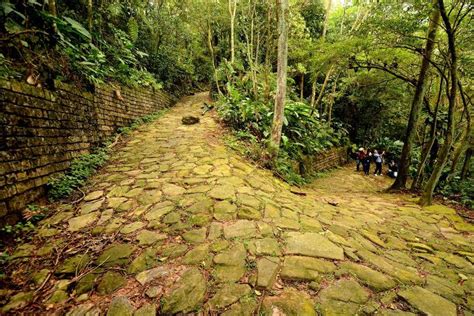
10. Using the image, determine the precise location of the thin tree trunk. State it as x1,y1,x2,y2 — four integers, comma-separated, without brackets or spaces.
310,77,317,109
270,0,288,153
300,74,304,101
391,0,440,190
460,148,472,180
207,23,221,95
322,0,332,39
311,65,334,116
412,76,444,190
327,75,339,124
48,0,58,33
420,0,457,206
445,82,472,181
228,0,237,64
88,0,93,32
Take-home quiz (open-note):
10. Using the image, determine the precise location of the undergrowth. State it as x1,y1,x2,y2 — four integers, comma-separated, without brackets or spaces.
224,131,307,185
47,109,168,201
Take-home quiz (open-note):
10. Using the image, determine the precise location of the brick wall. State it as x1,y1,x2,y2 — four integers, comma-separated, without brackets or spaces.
0,80,174,224
300,147,349,175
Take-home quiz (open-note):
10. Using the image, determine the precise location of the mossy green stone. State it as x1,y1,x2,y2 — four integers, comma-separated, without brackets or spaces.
57,254,91,274
96,244,135,267
161,268,206,314
134,304,156,316
285,232,344,260
31,269,50,286
337,262,396,291
159,243,188,258
46,289,69,304
208,283,251,309
262,288,316,316
398,286,456,316
128,249,157,274
75,273,97,295
97,271,126,295
182,227,207,243
107,296,134,316
182,244,210,265
136,230,166,245
319,279,369,304
2,291,34,312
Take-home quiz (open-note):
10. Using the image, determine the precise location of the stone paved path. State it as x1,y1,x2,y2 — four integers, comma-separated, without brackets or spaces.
2,93,474,315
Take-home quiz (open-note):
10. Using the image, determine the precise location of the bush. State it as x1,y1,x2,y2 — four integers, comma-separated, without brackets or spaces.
217,82,348,161
438,177,474,209
217,80,349,183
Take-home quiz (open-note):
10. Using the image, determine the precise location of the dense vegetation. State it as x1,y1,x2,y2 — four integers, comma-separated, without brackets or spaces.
1,0,472,207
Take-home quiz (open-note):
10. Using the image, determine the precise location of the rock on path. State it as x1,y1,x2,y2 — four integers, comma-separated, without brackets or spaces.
2,92,474,315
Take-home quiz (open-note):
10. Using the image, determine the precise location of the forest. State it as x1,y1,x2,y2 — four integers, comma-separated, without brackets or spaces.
2,1,474,315
1,0,473,209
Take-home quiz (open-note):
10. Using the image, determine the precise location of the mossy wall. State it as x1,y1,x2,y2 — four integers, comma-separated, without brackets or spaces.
0,80,174,224
300,147,349,175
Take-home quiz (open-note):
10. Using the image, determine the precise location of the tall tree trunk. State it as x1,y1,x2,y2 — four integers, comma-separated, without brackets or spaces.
311,65,333,116
391,0,440,190
48,0,58,33
270,0,288,153
412,76,444,190
88,0,93,32
228,0,237,64
310,77,317,108
420,0,457,206
322,0,332,38
446,80,472,181
300,73,304,101
327,75,339,124
460,147,472,180
207,23,222,95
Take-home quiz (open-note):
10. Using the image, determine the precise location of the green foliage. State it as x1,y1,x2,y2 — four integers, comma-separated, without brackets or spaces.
0,205,46,240
48,146,109,200
218,82,348,160
218,77,348,183
438,177,474,209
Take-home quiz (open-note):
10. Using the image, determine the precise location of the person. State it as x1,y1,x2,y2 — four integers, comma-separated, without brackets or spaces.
363,149,372,175
356,148,364,171
388,160,398,178
373,150,384,176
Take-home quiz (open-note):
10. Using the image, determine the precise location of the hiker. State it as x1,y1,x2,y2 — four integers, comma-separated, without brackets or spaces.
356,147,365,171
373,150,384,176
388,160,398,178
363,149,372,175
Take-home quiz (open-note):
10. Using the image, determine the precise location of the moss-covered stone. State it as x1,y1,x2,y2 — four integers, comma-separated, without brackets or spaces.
161,268,206,314
285,232,344,260
262,288,316,316
96,243,135,267
107,296,134,316
57,254,91,274
128,249,157,274
337,262,396,291
97,271,126,295
208,283,251,310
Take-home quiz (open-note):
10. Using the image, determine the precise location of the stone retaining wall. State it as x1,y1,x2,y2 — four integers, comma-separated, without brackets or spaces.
300,147,349,175
0,80,174,224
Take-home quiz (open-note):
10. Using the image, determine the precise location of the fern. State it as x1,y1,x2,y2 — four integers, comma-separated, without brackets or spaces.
107,2,122,17
128,17,139,43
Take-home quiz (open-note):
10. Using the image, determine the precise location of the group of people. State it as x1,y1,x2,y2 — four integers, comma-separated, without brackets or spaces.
355,148,398,178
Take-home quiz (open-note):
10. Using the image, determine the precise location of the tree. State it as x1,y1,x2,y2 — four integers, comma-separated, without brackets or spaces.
391,0,440,190
419,0,465,205
269,0,289,153
228,0,237,64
